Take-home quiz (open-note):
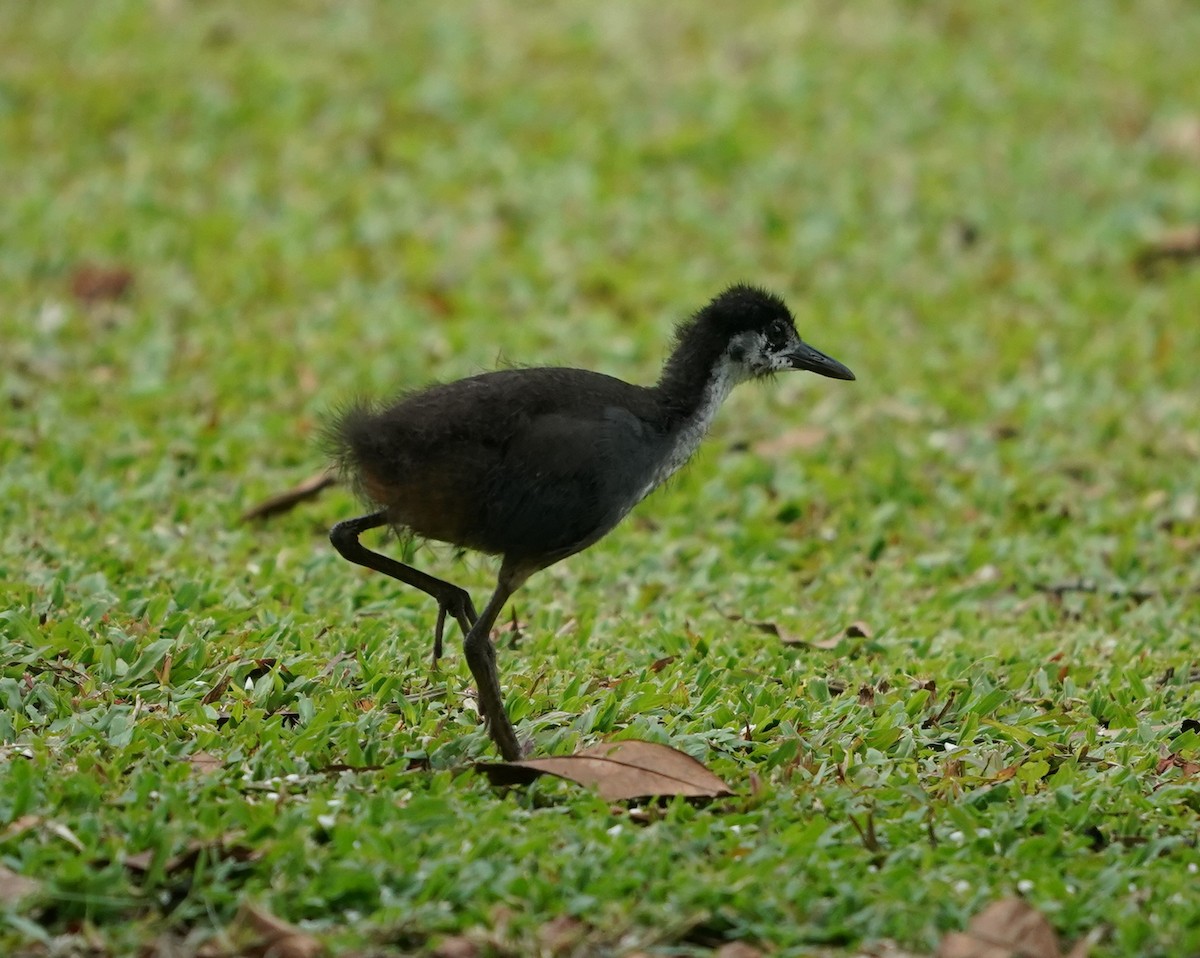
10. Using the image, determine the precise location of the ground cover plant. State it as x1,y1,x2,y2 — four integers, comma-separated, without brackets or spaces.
2,2,1199,955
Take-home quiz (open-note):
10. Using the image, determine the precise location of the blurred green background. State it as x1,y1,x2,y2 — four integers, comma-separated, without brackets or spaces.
2,2,1199,955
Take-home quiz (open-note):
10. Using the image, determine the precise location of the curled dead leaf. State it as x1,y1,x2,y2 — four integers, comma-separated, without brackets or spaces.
1158,115,1200,157
1135,225,1200,274
124,835,260,876
432,936,480,958
0,864,42,905
70,263,134,303
650,655,676,672
938,898,1092,958
188,751,223,775
202,672,231,705
230,902,323,958
538,915,588,953
714,943,766,958
477,740,733,801
0,814,42,841
728,614,837,649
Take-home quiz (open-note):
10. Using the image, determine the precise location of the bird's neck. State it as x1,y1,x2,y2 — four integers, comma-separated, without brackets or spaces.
642,344,750,495
655,336,748,427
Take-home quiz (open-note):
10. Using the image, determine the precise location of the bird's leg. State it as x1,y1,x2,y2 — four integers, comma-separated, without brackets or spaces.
433,604,448,665
462,562,531,761
330,512,478,662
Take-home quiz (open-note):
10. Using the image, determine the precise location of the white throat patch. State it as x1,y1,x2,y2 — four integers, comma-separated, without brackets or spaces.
635,336,762,504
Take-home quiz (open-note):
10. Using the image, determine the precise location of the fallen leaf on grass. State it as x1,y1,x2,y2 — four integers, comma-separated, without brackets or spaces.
477,740,733,800
229,903,323,958
44,820,85,851
938,898,1092,958
124,835,260,876
0,814,42,841
432,936,480,958
187,751,223,775
240,469,338,522
714,943,765,958
1135,225,1200,274
745,618,806,646
1155,114,1200,157
1156,754,1200,777
538,915,588,953
727,611,873,649
70,263,134,303
722,612,831,648
201,672,231,705
0,864,41,905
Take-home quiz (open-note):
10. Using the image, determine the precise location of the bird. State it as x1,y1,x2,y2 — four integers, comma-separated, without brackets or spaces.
327,284,855,761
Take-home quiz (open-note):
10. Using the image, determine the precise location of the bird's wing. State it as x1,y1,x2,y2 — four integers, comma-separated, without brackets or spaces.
485,407,661,567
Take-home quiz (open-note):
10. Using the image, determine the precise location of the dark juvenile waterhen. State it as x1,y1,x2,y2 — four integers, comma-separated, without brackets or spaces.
328,284,854,761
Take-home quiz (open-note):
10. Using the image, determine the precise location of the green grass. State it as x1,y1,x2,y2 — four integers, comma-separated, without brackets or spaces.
3,2,1200,955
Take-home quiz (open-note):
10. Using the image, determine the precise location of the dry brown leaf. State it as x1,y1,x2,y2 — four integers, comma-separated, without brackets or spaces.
202,672,231,705
188,751,223,775
1156,115,1200,159
650,655,677,672
0,864,41,905
1156,754,1200,777
432,936,479,958
537,915,588,954
714,943,766,958
746,618,802,645
733,616,835,648
240,469,338,522
938,899,1070,958
124,835,259,876
0,814,42,841
739,614,872,649
477,740,734,800
230,902,323,958
1135,225,1200,273
70,263,134,303
45,820,85,851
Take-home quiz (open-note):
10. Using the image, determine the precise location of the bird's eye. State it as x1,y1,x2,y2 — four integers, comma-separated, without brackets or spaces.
766,320,790,349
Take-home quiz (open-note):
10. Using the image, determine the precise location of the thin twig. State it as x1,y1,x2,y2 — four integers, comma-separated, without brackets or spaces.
241,469,338,521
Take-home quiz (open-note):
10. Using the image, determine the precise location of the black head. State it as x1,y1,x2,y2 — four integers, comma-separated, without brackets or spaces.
681,284,856,383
